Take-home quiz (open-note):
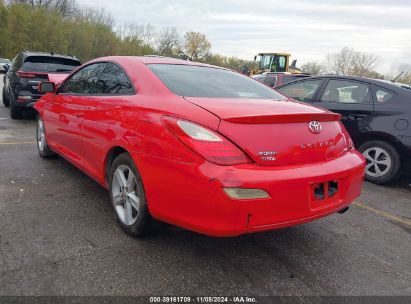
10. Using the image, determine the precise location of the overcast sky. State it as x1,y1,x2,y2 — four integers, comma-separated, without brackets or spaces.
80,0,411,73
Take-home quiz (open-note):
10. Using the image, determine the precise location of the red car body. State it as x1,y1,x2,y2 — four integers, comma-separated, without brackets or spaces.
34,56,365,237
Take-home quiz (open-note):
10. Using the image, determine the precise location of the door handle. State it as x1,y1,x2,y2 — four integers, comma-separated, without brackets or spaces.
348,114,367,120
74,112,83,118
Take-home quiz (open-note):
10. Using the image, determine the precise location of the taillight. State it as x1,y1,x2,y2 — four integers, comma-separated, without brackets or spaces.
17,70,37,78
347,137,354,150
162,117,251,165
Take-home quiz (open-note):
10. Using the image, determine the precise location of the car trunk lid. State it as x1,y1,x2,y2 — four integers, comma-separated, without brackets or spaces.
184,97,349,166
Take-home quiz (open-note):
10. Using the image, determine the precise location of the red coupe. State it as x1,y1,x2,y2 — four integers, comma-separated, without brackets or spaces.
34,56,365,237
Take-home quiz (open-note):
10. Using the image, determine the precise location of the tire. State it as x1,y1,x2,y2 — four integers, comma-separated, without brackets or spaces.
36,115,55,158
358,140,401,184
10,92,23,119
2,86,10,107
109,153,152,237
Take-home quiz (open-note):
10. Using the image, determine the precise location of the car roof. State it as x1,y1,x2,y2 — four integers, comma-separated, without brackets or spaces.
277,74,409,93
93,55,222,69
21,51,79,61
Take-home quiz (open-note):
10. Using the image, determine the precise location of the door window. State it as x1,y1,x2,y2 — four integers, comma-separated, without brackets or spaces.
12,54,22,71
96,63,135,95
320,80,371,104
374,88,394,103
59,63,106,94
277,79,323,102
262,76,277,87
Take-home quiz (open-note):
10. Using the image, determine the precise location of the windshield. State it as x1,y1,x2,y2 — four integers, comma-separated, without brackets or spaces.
23,56,81,73
0,58,10,64
148,64,287,99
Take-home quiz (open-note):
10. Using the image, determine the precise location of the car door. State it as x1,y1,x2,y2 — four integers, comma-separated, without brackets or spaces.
6,54,22,97
312,79,374,140
43,62,106,168
81,62,136,183
276,78,325,102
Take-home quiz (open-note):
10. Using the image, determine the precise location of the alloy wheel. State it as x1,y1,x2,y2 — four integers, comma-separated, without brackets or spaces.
111,165,140,226
363,147,392,178
37,118,45,152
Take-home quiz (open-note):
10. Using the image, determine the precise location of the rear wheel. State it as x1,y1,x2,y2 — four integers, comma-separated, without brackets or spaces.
109,153,152,237
358,140,401,184
10,93,22,119
36,116,55,158
2,86,9,107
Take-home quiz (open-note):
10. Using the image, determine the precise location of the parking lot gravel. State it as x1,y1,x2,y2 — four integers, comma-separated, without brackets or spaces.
0,75,410,296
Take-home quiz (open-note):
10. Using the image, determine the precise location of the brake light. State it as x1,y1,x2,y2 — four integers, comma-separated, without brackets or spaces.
17,70,37,78
347,137,354,150
162,117,251,165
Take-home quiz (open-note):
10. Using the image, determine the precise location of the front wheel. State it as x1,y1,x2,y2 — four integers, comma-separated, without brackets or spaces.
36,116,55,158
109,153,152,237
358,140,401,184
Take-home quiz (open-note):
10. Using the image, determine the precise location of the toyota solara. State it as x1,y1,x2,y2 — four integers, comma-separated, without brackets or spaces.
34,56,365,237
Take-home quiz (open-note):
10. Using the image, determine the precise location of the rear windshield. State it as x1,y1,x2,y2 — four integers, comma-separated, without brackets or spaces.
148,64,287,99
23,56,81,73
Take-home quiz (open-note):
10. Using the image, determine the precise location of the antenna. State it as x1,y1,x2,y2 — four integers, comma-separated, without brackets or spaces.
392,71,404,82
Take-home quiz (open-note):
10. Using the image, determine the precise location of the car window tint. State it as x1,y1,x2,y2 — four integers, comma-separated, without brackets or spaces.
282,75,309,84
60,63,106,94
375,88,394,103
262,76,277,87
320,80,371,104
148,64,287,99
96,63,134,95
12,55,22,70
23,56,81,73
277,79,322,102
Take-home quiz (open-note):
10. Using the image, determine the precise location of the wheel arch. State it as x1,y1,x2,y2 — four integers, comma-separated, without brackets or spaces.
355,131,405,158
104,146,130,187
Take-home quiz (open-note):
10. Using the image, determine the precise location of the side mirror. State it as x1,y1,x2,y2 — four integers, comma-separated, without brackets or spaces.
38,81,55,93
4,64,9,72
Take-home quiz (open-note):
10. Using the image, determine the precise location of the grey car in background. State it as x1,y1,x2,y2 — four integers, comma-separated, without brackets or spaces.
0,58,11,73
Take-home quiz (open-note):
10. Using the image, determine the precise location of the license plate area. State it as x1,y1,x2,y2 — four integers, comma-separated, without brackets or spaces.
310,179,340,210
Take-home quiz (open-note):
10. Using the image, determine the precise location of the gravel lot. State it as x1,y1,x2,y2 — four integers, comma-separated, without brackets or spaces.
0,75,410,297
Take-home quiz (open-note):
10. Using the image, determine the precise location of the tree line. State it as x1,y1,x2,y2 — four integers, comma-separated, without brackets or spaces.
0,0,255,71
1,0,410,84
301,47,410,85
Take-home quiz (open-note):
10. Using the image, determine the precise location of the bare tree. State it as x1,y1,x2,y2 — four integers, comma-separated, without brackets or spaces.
156,27,180,57
6,0,78,17
301,61,324,75
391,63,411,84
326,47,379,77
117,23,156,47
183,31,211,61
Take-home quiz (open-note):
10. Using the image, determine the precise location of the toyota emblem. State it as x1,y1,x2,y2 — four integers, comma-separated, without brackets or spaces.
308,121,322,134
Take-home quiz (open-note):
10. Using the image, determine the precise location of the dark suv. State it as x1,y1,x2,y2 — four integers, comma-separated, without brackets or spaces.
2,51,81,119
276,75,411,184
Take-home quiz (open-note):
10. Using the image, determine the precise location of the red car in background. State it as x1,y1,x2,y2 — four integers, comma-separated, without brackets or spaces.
34,56,365,237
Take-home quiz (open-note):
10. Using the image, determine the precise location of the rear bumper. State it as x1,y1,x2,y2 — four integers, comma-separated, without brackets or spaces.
12,92,41,108
139,150,365,237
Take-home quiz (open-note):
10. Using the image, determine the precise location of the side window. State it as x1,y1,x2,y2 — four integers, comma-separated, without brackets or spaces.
96,63,134,95
277,79,323,102
60,63,106,94
12,55,22,71
262,76,277,87
320,80,371,104
374,87,394,103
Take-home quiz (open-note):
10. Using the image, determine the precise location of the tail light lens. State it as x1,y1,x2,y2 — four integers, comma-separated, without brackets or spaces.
162,117,251,165
17,70,36,78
